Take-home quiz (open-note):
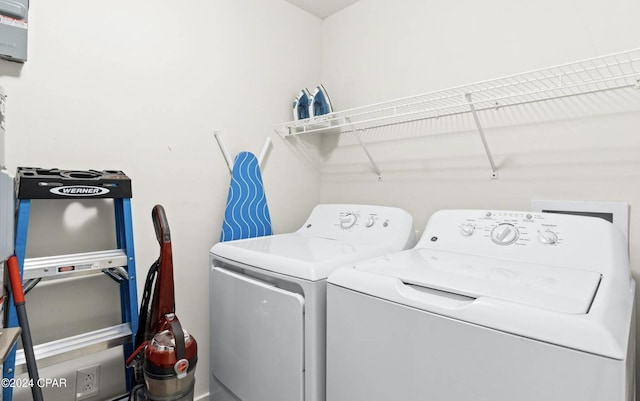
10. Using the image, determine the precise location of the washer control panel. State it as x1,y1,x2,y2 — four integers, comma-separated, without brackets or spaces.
420,209,622,274
452,210,562,247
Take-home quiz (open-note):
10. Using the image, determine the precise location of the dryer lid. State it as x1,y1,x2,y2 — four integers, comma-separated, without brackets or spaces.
354,249,601,314
211,233,386,281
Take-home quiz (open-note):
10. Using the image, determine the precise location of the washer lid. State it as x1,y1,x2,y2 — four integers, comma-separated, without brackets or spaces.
355,249,601,314
210,233,385,281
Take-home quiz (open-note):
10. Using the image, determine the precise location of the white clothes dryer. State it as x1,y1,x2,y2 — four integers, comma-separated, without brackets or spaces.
327,209,635,401
209,204,415,401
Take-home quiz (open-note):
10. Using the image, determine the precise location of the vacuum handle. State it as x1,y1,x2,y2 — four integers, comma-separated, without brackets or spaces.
170,317,186,361
152,205,171,244
149,205,176,330
168,316,190,379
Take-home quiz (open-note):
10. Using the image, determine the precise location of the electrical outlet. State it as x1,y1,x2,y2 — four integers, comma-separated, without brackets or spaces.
76,364,100,400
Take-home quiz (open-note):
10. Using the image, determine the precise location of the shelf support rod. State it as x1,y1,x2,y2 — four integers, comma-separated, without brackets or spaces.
465,93,498,179
345,117,382,180
353,130,382,181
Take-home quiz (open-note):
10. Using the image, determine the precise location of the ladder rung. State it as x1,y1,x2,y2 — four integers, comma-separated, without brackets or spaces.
23,249,129,280
14,323,132,375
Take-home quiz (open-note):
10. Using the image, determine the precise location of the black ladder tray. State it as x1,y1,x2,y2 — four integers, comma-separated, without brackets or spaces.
16,167,132,199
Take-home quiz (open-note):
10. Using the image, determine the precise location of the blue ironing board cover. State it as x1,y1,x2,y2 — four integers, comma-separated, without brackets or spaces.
220,151,272,241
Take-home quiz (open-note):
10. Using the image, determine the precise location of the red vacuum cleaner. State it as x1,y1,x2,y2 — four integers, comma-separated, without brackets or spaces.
127,205,197,401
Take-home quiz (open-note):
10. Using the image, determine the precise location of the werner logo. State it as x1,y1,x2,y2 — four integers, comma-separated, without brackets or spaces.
49,186,110,197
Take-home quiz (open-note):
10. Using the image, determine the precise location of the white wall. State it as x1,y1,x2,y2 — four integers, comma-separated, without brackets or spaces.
3,0,639,399
0,0,322,399
319,0,640,397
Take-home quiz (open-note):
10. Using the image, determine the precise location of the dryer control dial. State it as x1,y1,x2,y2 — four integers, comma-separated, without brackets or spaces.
340,213,358,229
460,224,475,236
365,215,376,228
491,223,519,245
538,230,558,245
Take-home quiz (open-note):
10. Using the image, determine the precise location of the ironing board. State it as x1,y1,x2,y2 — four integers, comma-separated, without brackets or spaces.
220,152,272,242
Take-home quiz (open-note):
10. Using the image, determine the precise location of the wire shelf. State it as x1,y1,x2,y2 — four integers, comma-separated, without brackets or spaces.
274,47,640,137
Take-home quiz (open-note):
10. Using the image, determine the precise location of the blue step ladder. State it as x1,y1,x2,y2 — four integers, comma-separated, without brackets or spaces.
2,168,139,400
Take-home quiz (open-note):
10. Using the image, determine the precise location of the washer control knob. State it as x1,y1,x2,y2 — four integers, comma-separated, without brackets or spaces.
340,213,358,229
460,224,475,236
538,230,558,245
491,223,519,245
365,215,376,228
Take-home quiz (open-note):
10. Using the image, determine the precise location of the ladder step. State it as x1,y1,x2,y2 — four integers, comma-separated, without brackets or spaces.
23,249,129,280
14,323,132,375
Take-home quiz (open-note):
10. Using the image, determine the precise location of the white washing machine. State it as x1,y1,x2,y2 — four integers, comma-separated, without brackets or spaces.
327,209,635,401
209,204,416,401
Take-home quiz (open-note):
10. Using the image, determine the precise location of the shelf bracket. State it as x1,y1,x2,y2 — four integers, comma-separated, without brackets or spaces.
353,130,382,181
465,93,498,179
345,117,382,180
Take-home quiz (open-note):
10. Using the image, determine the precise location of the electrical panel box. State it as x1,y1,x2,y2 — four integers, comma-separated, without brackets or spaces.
0,0,28,62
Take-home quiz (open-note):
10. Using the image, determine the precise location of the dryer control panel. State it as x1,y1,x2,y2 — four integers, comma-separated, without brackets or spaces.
418,209,626,271
297,204,416,249
336,210,393,231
